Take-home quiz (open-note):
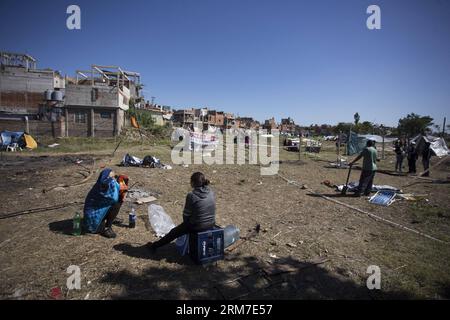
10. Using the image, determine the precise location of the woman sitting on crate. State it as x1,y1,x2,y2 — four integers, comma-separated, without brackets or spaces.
147,172,216,253
83,168,128,239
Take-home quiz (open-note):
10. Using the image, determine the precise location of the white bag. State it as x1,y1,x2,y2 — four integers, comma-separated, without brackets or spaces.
148,204,175,237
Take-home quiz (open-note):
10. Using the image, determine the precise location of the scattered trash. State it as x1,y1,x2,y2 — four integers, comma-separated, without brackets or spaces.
127,189,150,199
121,154,172,169
369,190,397,206
13,288,25,299
84,292,91,300
336,182,400,193
396,194,428,201
49,287,63,300
148,204,175,237
269,253,278,259
48,143,60,148
135,196,157,205
286,243,297,248
224,225,240,248
121,154,143,167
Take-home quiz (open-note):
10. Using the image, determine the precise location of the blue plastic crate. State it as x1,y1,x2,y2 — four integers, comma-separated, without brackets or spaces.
189,227,224,265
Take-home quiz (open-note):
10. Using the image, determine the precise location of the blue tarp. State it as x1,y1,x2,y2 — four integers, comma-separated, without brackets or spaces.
0,131,24,147
346,131,367,156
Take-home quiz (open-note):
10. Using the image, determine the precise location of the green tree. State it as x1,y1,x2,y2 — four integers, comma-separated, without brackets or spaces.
397,113,433,138
358,121,374,134
333,122,353,135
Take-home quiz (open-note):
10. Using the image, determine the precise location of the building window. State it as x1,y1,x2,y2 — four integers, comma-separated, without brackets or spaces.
100,112,112,119
75,112,86,124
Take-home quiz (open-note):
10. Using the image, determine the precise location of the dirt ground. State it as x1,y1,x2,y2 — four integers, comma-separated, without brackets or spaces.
1,141,449,300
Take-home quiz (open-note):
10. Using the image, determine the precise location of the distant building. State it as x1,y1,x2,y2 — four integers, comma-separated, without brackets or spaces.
263,117,278,132
173,108,196,126
237,117,260,129
280,117,296,134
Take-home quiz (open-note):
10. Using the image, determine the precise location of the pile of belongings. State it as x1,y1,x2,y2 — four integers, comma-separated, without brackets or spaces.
0,131,37,151
335,182,400,193
121,154,172,170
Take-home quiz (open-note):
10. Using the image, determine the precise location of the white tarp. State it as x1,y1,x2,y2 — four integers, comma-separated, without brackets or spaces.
171,127,219,151
358,134,398,143
412,135,450,157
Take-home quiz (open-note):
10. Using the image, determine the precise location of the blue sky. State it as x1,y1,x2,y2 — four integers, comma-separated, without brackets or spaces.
1,0,449,127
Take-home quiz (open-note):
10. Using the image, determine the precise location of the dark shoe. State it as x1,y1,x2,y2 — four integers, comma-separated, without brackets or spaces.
101,228,116,239
112,217,124,226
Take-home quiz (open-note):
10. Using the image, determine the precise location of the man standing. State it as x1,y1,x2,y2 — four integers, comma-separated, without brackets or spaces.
349,139,378,197
421,142,432,177
394,139,405,172
407,141,418,174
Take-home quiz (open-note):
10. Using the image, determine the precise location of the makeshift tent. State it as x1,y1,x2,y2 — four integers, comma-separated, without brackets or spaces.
346,131,367,156
1,131,24,147
412,135,449,157
23,134,37,149
0,131,37,150
346,132,397,156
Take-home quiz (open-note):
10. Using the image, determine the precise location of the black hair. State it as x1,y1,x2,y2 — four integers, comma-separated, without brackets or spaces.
191,172,210,188
367,140,375,147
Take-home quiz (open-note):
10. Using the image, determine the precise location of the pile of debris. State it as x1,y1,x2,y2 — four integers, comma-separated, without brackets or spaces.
120,154,172,170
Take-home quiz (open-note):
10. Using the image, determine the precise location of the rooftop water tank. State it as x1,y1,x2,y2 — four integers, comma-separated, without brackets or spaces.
51,90,63,101
44,90,52,101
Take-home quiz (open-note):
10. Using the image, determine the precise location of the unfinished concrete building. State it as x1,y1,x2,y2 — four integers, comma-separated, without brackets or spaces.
0,52,65,135
64,65,142,137
0,52,143,138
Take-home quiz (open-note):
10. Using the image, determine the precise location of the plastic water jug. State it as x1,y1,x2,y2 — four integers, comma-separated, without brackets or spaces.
223,225,240,248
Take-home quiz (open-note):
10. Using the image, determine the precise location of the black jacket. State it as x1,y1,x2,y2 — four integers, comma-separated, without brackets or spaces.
183,186,216,229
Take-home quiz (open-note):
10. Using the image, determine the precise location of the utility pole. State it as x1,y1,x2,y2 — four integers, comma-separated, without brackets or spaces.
298,132,302,161
443,117,446,137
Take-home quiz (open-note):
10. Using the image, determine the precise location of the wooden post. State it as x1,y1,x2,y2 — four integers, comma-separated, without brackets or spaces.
382,134,385,160
347,127,351,156
65,108,69,137
337,131,341,166
298,134,302,161
24,116,30,134
90,108,95,137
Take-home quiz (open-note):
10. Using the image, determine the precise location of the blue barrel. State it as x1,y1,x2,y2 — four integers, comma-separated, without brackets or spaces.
224,225,240,248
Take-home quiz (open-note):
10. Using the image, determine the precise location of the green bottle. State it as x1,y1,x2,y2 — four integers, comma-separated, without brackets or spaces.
73,212,82,236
